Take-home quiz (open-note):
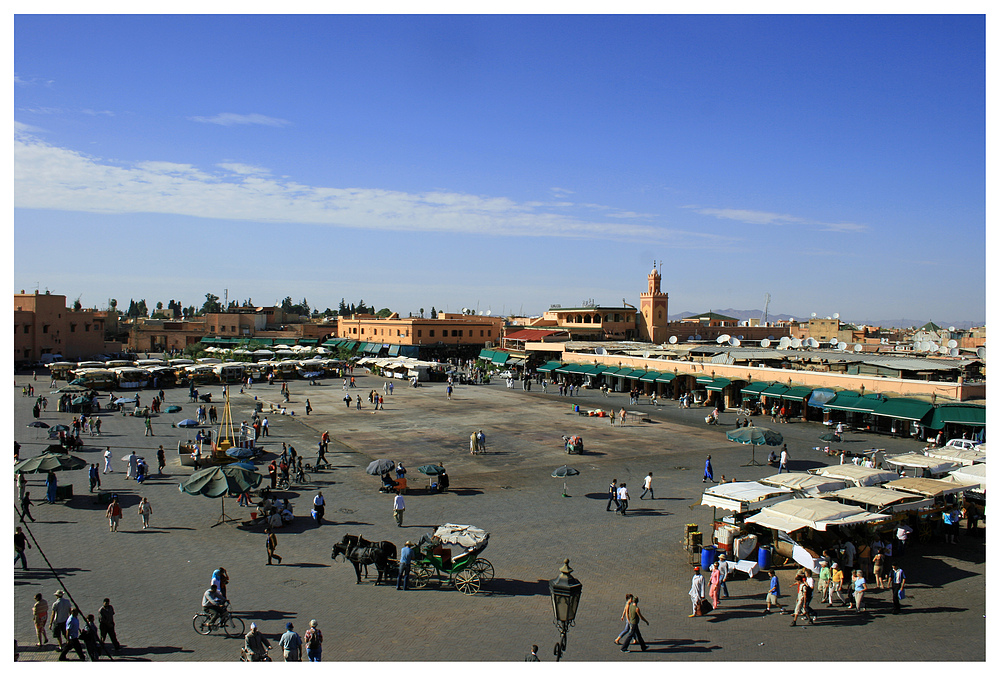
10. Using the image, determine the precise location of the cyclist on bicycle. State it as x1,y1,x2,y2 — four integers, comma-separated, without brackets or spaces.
295,457,305,483
202,584,227,625
244,622,271,661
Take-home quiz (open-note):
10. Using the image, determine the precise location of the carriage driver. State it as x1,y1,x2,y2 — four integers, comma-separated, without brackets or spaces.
202,583,227,624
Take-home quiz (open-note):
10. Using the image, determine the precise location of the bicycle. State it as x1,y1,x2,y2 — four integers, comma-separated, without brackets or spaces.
240,647,272,661
193,604,245,637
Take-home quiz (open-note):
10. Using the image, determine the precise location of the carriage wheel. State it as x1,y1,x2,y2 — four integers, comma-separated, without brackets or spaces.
918,522,934,543
410,564,433,588
452,569,482,595
470,559,495,583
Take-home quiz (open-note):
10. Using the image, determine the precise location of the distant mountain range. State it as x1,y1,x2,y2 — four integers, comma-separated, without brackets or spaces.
670,309,982,330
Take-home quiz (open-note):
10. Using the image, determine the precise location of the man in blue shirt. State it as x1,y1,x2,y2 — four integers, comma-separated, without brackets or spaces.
763,569,787,614
58,608,86,661
397,541,415,590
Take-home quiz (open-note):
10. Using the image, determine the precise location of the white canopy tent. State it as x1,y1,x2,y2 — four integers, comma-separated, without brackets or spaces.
745,497,888,532
810,464,898,487
759,473,847,495
700,481,793,514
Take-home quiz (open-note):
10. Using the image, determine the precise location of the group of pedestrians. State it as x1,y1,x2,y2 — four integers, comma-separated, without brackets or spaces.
30,590,122,660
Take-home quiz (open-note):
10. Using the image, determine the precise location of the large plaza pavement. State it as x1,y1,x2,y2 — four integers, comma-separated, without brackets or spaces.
13,368,986,662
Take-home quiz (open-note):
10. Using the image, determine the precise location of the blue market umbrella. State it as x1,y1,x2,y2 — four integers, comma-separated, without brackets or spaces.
27,421,50,428
726,425,783,467
225,447,257,460
230,461,256,471
417,464,445,475
114,397,137,405
51,424,71,432
176,419,199,428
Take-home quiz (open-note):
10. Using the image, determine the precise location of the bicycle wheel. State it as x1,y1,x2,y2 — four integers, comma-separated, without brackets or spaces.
452,568,481,595
298,472,310,485
223,614,245,638
410,563,433,588
470,558,495,583
193,613,213,635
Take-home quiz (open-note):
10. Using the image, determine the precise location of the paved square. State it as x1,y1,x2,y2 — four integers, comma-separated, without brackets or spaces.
13,371,986,662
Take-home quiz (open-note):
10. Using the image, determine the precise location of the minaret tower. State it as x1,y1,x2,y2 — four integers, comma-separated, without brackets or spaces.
639,262,669,343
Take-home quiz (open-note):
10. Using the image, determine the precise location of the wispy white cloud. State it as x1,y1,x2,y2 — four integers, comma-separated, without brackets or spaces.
188,113,291,127
217,162,271,176
15,120,45,134
550,187,574,196
14,73,54,87
13,126,730,248
81,109,114,117
685,206,866,233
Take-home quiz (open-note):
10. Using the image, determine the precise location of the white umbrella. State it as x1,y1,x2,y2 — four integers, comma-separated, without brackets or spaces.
252,349,274,356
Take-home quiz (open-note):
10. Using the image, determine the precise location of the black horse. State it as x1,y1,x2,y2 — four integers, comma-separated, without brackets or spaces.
331,534,398,585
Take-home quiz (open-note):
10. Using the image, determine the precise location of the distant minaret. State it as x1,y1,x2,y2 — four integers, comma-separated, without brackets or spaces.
639,262,669,343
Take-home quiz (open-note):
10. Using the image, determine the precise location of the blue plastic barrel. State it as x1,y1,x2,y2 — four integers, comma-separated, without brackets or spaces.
701,545,717,570
758,546,771,570
574,405,580,412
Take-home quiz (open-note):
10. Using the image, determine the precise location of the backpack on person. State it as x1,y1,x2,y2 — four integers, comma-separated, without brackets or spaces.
307,630,320,651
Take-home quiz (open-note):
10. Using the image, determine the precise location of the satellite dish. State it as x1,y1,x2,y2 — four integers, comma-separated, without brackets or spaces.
806,338,818,348
731,338,741,347
829,339,839,347
642,351,650,359
462,308,469,313
687,336,695,342
977,346,985,360
717,334,730,344
486,310,492,316
737,335,744,340
837,341,847,350
853,344,863,353
938,346,949,355
778,336,791,348
833,312,840,319
947,339,958,349
791,338,802,349
760,338,771,348
695,335,702,341
928,342,939,352
811,312,817,318
948,326,956,332
479,311,484,315
949,348,959,357
668,336,677,344
595,346,606,356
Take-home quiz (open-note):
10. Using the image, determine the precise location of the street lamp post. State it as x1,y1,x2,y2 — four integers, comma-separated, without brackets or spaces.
549,558,582,661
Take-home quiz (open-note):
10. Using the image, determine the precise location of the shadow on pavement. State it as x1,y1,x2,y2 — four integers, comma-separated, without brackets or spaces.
484,577,551,597
647,638,719,653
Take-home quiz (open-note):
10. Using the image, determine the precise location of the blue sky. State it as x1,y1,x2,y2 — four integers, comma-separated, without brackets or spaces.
13,13,986,325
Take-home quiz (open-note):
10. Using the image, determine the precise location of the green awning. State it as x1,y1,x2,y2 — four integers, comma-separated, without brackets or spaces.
563,364,589,373
492,352,510,365
871,398,935,422
624,370,647,380
704,378,732,392
639,371,661,383
853,396,887,413
687,373,709,381
297,339,318,345
274,338,295,346
388,345,400,356
925,404,986,430
655,373,676,383
696,375,716,385
761,384,789,398
781,386,814,402
741,382,770,396
345,341,358,350
536,361,562,373
322,340,340,347
580,365,607,375
826,392,885,413
478,349,494,361
601,367,622,377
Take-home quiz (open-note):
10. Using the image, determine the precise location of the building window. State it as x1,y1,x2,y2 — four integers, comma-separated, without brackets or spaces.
480,330,484,337
417,330,421,337
231,326,236,332
488,330,492,337
429,330,435,337
23,325,29,334
361,328,365,335
42,324,49,334
85,324,90,332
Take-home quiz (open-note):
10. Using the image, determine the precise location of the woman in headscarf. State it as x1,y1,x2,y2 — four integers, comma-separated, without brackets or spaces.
709,562,722,609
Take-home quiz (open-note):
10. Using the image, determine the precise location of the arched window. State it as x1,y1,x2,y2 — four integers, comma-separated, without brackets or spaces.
576,315,584,323
605,314,612,322
614,314,621,322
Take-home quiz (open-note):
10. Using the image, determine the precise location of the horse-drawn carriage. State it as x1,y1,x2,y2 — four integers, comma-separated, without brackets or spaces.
330,524,494,595
408,524,494,595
